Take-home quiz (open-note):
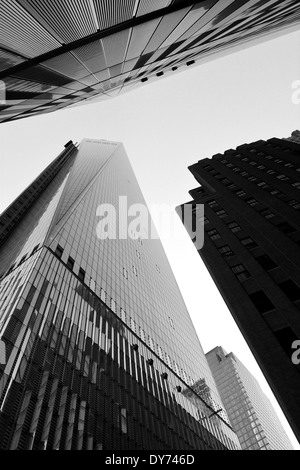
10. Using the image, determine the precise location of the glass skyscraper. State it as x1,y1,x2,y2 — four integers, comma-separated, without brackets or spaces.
0,139,240,450
0,0,299,123
207,346,293,450
177,133,300,444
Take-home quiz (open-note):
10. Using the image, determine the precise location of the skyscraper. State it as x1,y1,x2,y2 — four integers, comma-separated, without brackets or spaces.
177,132,300,443
0,0,299,123
0,139,240,450
206,346,293,450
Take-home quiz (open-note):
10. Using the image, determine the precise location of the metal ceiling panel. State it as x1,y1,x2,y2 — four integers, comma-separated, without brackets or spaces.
126,19,161,60
42,53,90,80
93,0,136,30
136,0,171,17
0,0,60,57
72,41,107,74
101,30,130,68
0,49,25,72
21,0,98,43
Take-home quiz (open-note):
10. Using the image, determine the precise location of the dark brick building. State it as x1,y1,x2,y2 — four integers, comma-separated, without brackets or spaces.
177,132,300,443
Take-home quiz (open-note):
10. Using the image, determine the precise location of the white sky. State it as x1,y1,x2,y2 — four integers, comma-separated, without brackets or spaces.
0,28,300,449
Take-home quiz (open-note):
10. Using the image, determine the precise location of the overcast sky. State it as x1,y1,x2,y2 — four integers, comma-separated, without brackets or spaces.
0,28,300,448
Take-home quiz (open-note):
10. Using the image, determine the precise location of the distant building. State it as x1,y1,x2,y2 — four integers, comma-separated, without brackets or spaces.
0,1,299,123
0,138,239,450
177,132,300,443
284,130,300,144
207,346,294,450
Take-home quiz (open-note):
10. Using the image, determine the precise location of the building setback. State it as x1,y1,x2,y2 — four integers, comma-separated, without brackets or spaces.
0,139,240,450
0,0,299,123
177,132,300,444
206,346,293,450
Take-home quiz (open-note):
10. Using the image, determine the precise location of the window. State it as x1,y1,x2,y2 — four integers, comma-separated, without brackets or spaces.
221,178,230,185
292,182,300,188
120,308,127,323
90,278,96,292
267,169,275,175
241,237,257,249
208,200,218,208
249,291,275,313
255,254,277,271
110,298,116,313
227,222,241,233
288,200,300,210
248,176,257,182
207,229,221,241
228,184,238,190
278,280,300,302
123,268,128,279
120,408,127,434
79,268,85,282
276,221,296,234
260,209,275,219
257,182,268,188
55,245,63,259
246,198,258,207
216,209,228,219
235,190,246,197
277,174,289,181
231,264,251,281
67,256,75,270
218,245,234,257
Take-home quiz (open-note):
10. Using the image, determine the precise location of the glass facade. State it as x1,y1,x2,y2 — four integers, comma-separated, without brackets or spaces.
207,347,293,450
0,0,299,123
0,139,240,450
